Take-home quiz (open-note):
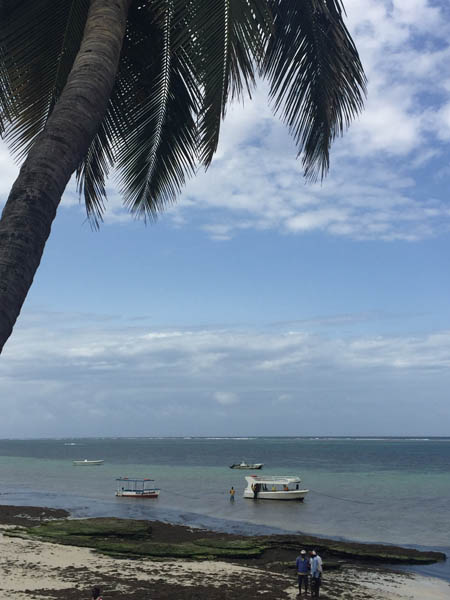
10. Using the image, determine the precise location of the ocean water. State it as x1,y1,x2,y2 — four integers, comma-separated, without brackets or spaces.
0,437,449,581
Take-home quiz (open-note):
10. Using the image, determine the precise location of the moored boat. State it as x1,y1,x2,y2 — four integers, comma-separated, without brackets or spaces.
243,475,308,500
230,461,264,469
72,459,104,466
115,477,160,498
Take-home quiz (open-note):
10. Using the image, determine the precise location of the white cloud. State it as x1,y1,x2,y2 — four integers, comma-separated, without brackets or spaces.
2,309,450,436
6,315,450,376
214,391,239,406
286,208,349,233
273,393,293,405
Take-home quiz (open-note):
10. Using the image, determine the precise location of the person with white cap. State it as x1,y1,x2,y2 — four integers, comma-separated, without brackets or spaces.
309,550,323,598
295,549,310,596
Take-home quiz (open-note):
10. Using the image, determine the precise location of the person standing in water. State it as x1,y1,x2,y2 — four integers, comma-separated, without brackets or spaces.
229,486,235,501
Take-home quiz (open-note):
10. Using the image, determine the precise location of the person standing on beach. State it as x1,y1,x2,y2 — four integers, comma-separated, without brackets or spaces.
229,486,235,501
295,549,310,596
310,550,323,598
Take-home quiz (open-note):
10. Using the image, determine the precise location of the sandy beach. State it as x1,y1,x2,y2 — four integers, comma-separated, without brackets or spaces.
0,515,448,600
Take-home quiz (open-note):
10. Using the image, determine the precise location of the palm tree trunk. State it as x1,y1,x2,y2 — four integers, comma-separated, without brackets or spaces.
0,0,132,353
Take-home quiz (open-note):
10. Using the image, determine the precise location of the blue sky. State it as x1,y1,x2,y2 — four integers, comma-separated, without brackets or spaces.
1,0,450,437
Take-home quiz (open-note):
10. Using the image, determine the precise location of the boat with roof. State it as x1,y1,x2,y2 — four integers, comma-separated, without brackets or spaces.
115,477,160,498
244,475,308,500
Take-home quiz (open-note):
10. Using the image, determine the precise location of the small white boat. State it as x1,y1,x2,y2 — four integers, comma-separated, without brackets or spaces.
244,475,308,501
230,461,264,469
72,459,104,466
115,477,160,498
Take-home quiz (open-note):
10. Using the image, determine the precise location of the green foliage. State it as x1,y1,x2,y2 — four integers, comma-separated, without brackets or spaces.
0,0,366,225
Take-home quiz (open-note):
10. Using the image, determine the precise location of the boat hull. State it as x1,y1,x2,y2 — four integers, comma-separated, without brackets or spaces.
116,490,160,498
230,464,263,469
72,460,104,466
243,489,308,501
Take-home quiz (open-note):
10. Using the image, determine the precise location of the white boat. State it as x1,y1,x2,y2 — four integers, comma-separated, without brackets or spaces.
230,461,264,469
243,475,308,501
115,477,160,498
72,459,104,466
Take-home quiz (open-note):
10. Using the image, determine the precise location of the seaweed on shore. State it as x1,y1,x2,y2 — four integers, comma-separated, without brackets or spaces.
5,516,446,565
7,517,267,560
258,534,446,564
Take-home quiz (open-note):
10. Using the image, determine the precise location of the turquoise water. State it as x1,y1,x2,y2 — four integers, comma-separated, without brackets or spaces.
0,437,449,579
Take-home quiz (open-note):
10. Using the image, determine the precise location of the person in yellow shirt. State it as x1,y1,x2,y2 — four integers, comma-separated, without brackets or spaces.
229,486,235,501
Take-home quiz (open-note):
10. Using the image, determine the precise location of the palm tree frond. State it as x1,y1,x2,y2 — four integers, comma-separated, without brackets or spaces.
190,0,272,167
2,0,366,224
0,0,89,159
263,0,366,180
0,48,12,135
75,111,117,228
114,1,199,219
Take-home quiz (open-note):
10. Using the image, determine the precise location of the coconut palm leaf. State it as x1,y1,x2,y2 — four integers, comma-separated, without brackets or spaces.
75,110,117,227
189,0,272,166
76,1,200,223
114,0,200,219
0,47,11,135
1,0,365,222
263,0,366,180
74,28,142,227
0,0,90,159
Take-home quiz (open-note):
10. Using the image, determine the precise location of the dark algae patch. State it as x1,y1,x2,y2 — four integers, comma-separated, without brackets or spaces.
0,504,68,526
8,517,267,560
258,534,446,565
5,514,445,565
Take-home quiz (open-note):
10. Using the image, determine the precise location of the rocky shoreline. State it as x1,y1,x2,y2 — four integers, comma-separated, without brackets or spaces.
0,504,448,600
0,504,444,565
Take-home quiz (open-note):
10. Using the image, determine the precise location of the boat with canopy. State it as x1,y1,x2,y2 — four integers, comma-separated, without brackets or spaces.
243,475,308,500
115,477,160,498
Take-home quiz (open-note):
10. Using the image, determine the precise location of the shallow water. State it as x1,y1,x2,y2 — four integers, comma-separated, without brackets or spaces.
0,437,448,580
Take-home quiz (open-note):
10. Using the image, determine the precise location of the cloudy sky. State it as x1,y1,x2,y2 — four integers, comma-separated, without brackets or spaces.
1,0,450,438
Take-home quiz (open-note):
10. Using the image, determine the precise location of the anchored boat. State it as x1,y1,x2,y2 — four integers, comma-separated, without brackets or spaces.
230,461,264,469
244,475,308,501
115,477,160,498
72,459,104,466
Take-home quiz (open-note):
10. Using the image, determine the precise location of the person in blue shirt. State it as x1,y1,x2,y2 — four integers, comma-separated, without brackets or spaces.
295,549,310,596
309,550,323,598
